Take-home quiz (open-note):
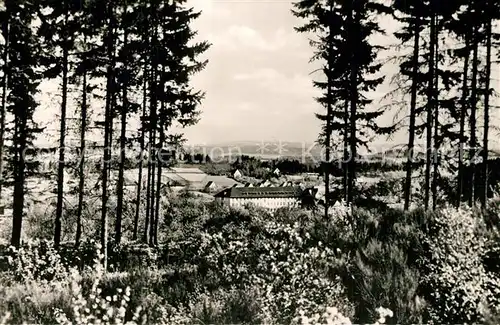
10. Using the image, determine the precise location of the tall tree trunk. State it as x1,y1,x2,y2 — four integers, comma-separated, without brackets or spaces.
469,25,479,207
54,0,69,247
0,18,8,216
115,26,129,245
143,59,156,244
133,65,147,241
324,2,334,219
343,98,349,203
154,129,163,247
11,121,26,247
457,33,470,207
431,16,440,210
347,2,358,205
424,14,436,210
75,36,88,247
101,3,116,269
148,24,158,247
143,142,152,243
148,130,156,247
481,14,492,207
403,13,421,211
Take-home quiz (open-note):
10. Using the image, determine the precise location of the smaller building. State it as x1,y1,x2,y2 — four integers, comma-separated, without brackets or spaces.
203,175,242,193
214,186,302,212
259,180,272,187
233,169,243,179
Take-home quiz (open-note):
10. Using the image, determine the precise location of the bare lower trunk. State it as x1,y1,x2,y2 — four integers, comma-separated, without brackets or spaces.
457,34,470,208
101,3,116,269
347,4,358,205
115,26,129,245
343,99,349,203
481,15,492,207
424,14,436,210
431,17,440,210
75,50,88,247
154,131,163,247
469,26,478,207
133,68,147,241
143,144,152,243
54,0,69,247
403,14,421,211
0,18,9,215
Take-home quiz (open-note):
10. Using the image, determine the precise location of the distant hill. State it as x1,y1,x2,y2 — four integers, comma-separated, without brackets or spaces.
184,141,500,162
185,141,325,160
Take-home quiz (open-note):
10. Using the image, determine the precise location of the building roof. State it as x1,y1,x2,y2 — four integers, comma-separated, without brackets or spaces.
205,181,217,188
205,175,242,188
163,172,189,185
170,167,205,174
166,167,207,183
214,186,302,199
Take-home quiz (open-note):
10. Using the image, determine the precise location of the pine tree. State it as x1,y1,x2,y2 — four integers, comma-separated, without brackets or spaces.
393,0,423,210
294,0,393,207
0,3,8,216
480,0,497,206
6,0,43,247
100,0,117,268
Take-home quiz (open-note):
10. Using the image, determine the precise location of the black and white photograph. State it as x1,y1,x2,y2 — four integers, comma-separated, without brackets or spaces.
0,0,499,323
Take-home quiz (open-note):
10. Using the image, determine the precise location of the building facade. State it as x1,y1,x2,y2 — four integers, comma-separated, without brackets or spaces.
214,186,302,212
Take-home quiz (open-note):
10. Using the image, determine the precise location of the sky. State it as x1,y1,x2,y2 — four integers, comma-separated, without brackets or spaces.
180,0,323,145
34,0,500,149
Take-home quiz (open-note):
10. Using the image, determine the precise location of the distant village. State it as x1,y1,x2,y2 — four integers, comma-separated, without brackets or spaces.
27,143,328,213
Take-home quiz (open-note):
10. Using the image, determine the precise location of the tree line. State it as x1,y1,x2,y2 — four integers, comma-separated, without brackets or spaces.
293,0,499,215
0,0,209,267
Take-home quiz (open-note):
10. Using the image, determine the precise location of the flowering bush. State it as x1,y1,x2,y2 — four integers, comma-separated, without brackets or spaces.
420,205,500,323
4,240,71,283
193,208,353,323
251,221,353,323
292,305,393,325
53,274,140,325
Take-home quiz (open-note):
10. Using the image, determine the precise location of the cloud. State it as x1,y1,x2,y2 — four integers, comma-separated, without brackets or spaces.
210,25,299,52
187,0,231,19
233,68,317,98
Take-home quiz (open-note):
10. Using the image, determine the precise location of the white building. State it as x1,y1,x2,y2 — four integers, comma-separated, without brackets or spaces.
233,169,243,179
214,186,302,212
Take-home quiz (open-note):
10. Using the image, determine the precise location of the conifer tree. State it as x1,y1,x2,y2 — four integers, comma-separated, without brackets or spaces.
294,0,393,207
6,0,43,247
0,3,8,215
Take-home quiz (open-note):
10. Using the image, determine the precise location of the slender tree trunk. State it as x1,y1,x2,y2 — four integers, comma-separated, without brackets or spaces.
101,3,116,269
75,37,88,247
115,26,129,244
347,3,358,205
424,14,436,210
0,18,8,216
403,13,421,211
431,17,440,210
154,129,163,246
148,24,158,247
469,25,479,207
143,142,152,243
324,3,334,218
143,60,156,245
457,34,470,208
54,0,69,247
148,130,156,247
481,15,492,207
133,66,147,241
11,122,26,248
343,98,349,203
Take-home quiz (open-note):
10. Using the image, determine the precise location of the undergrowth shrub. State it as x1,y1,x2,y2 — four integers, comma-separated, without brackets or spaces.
419,205,500,324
